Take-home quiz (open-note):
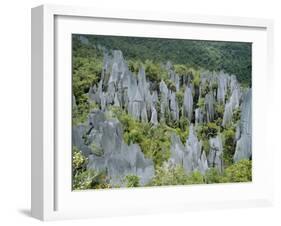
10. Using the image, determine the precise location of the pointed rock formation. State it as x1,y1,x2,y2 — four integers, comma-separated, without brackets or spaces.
208,135,223,172
222,101,233,128
150,106,158,125
170,92,179,121
205,92,215,122
234,89,252,162
184,124,202,172
195,108,204,126
183,86,193,121
217,72,228,104
80,111,155,186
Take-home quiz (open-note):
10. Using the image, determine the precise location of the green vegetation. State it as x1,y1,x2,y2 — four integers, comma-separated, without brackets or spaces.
72,38,103,124
112,107,171,167
150,159,252,186
150,164,204,186
222,127,236,167
72,147,111,190
78,35,252,86
204,159,252,184
72,34,252,189
223,159,252,182
125,175,140,187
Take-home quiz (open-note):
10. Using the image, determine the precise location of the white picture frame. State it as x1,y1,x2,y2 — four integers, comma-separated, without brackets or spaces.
31,4,274,221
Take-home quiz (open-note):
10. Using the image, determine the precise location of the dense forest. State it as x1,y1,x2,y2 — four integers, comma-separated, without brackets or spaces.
74,35,252,86
72,35,252,190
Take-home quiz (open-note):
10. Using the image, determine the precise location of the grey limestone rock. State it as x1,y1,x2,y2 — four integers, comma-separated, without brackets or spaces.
72,95,77,109
170,92,179,121
114,92,120,107
217,72,228,104
170,133,185,165
222,101,233,128
208,135,223,172
169,125,208,175
141,104,148,123
72,124,92,156
184,124,202,173
183,86,193,121
198,151,209,175
234,89,252,162
195,108,204,126
86,115,155,186
150,106,158,125
205,92,215,122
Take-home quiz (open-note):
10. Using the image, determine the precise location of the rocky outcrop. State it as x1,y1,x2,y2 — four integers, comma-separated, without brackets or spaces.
74,48,252,184
170,124,208,175
234,89,252,162
205,92,215,122
208,135,224,172
73,110,155,186
183,86,193,121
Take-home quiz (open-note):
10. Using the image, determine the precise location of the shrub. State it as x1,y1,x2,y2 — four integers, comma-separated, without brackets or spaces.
150,163,189,186
197,97,205,108
205,168,223,184
72,147,87,173
73,169,111,190
113,108,172,167
165,79,177,92
222,127,236,167
150,163,205,186
125,175,140,187
176,90,184,107
174,64,189,76
222,159,252,182
215,103,225,119
197,122,220,139
192,70,201,87
72,147,111,190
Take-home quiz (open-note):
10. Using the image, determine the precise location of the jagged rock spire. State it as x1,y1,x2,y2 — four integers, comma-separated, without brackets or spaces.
234,89,252,162
183,85,193,121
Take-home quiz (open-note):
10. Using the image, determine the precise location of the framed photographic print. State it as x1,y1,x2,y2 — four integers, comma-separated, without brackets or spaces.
31,4,274,221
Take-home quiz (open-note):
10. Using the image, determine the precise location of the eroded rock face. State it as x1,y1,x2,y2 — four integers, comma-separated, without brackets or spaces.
198,151,209,175
159,80,169,120
169,124,208,175
195,108,204,126
170,92,179,121
150,106,158,125
183,86,193,121
222,102,233,128
184,125,205,173
72,124,92,156
217,72,228,104
170,133,185,165
208,135,223,172
74,110,155,186
74,47,252,184
234,89,252,162
205,92,215,122
72,95,77,109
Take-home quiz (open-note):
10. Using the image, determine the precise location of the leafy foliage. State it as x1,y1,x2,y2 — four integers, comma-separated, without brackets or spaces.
79,35,252,86
72,37,103,124
222,159,252,182
222,127,236,166
112,108,172,167
72,147,111,190
204,160,252,183
150,163,204,186
125,175,140,187
71,35,252,189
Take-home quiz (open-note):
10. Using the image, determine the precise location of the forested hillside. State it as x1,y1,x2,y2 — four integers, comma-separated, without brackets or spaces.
73,35,252,86
72,35,252,190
